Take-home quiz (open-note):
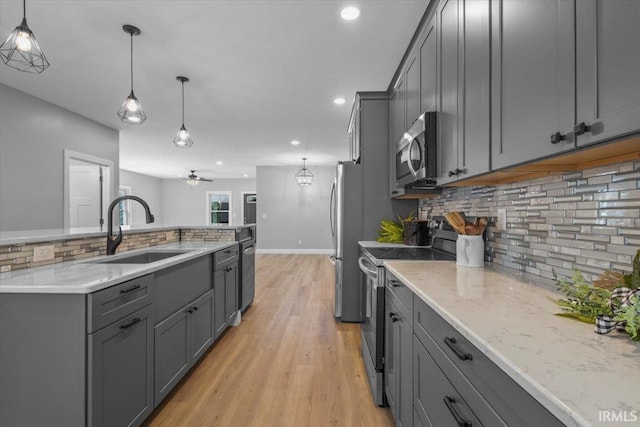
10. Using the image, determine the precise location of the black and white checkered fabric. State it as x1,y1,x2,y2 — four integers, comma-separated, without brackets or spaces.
595,287,640,335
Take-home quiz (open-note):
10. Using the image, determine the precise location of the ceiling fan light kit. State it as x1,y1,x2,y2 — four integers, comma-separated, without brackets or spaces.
185,170,212,186
295,158,314,186
173,76,194,148
117,24,147,124
0,0,49,73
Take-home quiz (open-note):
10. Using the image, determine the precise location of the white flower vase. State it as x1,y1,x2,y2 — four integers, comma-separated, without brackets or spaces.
456,235,485,268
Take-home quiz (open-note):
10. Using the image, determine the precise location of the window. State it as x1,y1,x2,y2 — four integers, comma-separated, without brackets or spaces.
207,191,231,225
118,186,132,226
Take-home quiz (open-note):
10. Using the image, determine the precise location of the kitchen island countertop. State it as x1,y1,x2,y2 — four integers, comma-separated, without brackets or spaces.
0,241,237,294
385,260,640,427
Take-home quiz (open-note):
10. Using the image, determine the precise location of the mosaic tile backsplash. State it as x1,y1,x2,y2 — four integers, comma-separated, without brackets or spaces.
419,161,640,283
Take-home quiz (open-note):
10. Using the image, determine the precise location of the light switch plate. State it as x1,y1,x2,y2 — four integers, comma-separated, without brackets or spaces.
33,245,55,262
496,208,507,231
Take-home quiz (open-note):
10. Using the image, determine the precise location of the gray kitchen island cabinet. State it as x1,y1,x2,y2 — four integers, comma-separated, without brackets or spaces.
575,0,640,147
490,0,576,170
213,246,240,339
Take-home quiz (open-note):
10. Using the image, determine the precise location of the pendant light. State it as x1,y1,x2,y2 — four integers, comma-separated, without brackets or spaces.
173,76,194,148
0,0,49,73
295,158,314,186
117,25,146,124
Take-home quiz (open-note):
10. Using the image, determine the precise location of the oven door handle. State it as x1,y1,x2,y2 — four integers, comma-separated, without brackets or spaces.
358,257,378,279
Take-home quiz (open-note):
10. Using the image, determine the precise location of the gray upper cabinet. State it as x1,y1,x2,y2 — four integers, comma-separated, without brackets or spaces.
437,0,460,184
390,74,406,147
405,50,420,130
491,0,576,169
575,0,640,147
419,18,437,114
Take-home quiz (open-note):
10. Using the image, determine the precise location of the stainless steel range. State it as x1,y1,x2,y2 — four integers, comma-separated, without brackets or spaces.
358,218,458,406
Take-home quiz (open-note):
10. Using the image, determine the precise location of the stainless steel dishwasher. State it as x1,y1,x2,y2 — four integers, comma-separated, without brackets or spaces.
237,227,256,312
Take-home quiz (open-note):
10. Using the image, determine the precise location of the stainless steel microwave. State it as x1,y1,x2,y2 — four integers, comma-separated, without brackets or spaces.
395,112,437,188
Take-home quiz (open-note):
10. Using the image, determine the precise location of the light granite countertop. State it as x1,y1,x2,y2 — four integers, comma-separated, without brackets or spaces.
384,260,640,427
0,224,256,245
0,241,237,294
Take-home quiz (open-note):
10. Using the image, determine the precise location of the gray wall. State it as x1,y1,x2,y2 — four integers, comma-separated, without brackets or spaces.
0,84,119,232
161,178,256,226
119,170,164,225
256,165,333,252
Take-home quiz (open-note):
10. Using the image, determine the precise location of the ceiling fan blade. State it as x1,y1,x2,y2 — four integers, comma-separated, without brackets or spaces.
199,178,214,182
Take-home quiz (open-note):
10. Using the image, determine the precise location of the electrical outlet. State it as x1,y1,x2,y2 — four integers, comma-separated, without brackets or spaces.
33,245,55,262
496,208,507,231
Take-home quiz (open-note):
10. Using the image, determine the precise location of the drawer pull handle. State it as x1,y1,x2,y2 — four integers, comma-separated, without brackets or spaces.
120,284,141,294
120,317,141,330
443,396,472,427
389,280,400,287
444,337,473,361
574,122,592,136
550,132,566,144
388,312,400,323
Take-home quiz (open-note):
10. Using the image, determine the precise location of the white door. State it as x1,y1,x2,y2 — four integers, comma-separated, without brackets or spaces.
69,161,103,227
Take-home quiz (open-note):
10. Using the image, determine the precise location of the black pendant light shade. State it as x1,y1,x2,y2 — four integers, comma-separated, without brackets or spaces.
117,25,146,124
173,76,194,148
0,0,49,73
295,158,314,186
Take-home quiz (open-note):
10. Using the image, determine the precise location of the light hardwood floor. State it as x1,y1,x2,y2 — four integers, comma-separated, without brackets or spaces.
143,254,394,427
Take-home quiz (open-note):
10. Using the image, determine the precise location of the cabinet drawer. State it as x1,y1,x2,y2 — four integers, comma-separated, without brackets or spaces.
87,275,153,333
155,256,213,324
213,245,239,270
385,271,413,321
414,296,563,427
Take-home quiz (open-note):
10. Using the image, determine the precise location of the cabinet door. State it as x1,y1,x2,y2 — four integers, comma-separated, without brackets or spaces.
576,0,640,146
190,290,214,361
437,0,460,184
384,296,398,418
414,336,481,427
459,0,490,180
394,76,407,143
397,308,413,427
491,0,575,169
154,308,190,404
419,18,437,114
405,50,420,129
88,305,153,427
214,269,227,339
225,263,239,323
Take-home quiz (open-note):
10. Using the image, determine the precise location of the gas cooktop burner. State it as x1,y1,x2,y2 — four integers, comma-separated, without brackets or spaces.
363,247,455,261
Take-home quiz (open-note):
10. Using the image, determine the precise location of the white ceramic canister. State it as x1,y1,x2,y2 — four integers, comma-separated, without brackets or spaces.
456,235,485,267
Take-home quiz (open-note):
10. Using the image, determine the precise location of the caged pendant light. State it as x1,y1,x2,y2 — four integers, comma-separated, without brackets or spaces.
117,25,146,124
0,0,49,73
295,158,314,186
173,76,194,148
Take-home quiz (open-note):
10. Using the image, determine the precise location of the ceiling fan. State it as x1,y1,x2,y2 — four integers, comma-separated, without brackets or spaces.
183,170,212,186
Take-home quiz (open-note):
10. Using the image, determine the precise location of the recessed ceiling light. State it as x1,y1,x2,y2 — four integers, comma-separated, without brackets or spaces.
334,97,346,105
243,174,249,178
216,161,223,165
291,140,300,146
340,6,360,21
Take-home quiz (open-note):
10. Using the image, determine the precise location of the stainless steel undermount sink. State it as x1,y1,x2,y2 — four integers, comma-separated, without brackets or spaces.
89,250,190,264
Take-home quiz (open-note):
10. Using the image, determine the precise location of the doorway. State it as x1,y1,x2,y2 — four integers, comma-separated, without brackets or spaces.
242,192,257,225
63,150,113,228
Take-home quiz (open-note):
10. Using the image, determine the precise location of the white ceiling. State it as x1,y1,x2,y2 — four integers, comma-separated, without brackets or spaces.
0,0,428,180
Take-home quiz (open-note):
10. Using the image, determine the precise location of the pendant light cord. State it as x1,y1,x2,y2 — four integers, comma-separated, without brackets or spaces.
23,0,26,18
181,81,185,125
130,33,134,92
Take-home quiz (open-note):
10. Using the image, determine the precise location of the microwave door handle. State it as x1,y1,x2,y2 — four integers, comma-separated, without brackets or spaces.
407,138,420,177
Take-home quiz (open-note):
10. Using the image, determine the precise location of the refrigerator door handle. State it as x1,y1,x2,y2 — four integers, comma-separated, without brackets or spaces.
329,181,336,239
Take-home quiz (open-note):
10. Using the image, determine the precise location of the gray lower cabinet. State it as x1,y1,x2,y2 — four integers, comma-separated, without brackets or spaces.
384,295,413,427
490,0,576,169
88,304,154,427
575,0,640,147
154,289,214,404
214,247,240,339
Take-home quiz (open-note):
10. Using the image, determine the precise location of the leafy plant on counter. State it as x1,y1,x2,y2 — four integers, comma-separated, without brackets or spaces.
550,269,613,324
614,296,640,341
376,212,415,243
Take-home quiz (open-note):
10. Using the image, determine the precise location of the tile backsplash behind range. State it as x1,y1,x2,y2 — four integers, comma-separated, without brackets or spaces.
419,161,640,283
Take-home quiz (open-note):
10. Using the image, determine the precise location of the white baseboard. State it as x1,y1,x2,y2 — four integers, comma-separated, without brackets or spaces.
256,249,334,255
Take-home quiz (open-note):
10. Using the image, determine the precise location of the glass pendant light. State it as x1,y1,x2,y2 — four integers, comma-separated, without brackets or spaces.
295,158,314,186
0,0,49,73
173,76,194,148
117,25,146,124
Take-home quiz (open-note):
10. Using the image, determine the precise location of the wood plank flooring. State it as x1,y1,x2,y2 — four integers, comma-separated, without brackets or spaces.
143,254,394,427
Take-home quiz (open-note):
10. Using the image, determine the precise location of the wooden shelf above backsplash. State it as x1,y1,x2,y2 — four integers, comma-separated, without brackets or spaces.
447,133,640,187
